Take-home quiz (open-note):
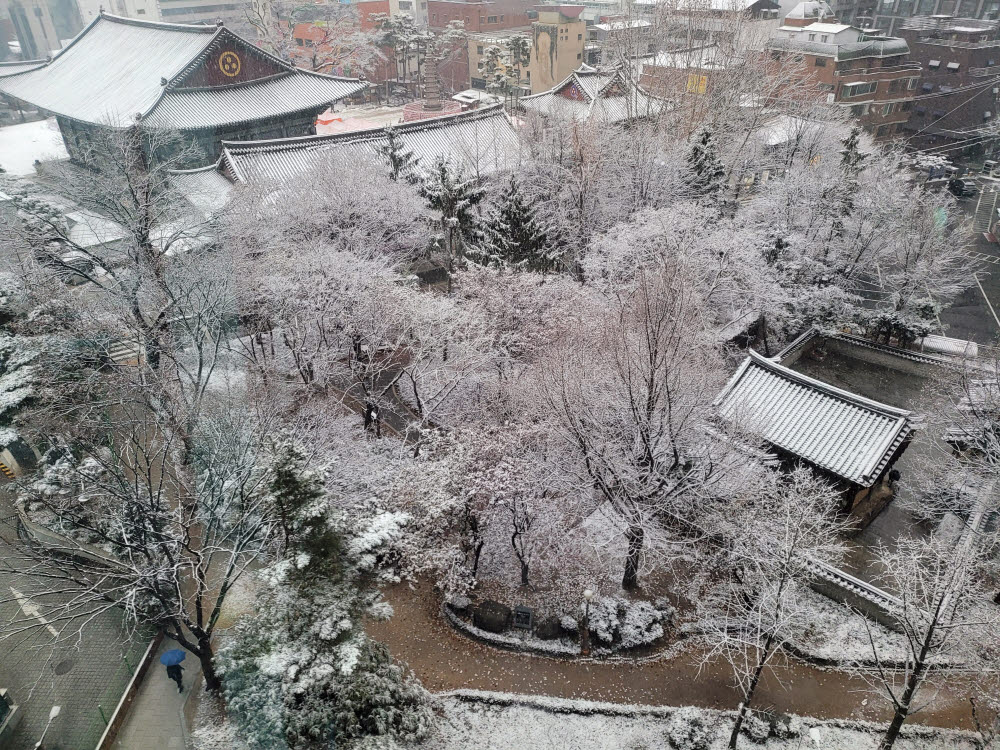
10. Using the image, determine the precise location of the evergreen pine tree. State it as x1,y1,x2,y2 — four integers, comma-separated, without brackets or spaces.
268,438,340,579
686,126,725,200
419,157,486,290
836,125,868,224
482,175,552,272
376,125,419,183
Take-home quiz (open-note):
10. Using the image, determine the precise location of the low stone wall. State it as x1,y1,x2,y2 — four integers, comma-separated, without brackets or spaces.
804,557,904,633
442,603,581,658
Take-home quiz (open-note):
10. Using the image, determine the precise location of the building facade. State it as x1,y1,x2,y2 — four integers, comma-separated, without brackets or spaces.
767,4,920,139
527,5,586,92
897,15,1000,154
427,0,534,31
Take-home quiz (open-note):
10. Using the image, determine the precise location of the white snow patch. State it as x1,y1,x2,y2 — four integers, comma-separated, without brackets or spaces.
0,118,68,175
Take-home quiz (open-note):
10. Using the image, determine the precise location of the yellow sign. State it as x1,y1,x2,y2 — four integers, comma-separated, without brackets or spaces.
219,51,241,78
686,73,707,94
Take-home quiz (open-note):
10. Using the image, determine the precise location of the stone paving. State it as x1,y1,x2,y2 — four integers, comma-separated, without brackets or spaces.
111,638,198,750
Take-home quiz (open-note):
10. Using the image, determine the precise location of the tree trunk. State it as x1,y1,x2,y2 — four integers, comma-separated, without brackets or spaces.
878,662,925,750
198,638,222,693
728,635,774,750
622,524,644,590
520,560,529,587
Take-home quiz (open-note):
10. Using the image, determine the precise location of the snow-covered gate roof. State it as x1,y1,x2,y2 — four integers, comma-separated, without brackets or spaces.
713,350,914,486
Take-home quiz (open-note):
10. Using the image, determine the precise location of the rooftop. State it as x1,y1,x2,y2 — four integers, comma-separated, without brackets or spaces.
714,349,914,487
520,64,667,123
216,104,520,183
0,14,366,130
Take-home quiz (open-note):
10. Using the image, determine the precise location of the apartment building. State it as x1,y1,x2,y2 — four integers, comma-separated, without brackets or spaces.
897,15,1000,153
767,2,920,138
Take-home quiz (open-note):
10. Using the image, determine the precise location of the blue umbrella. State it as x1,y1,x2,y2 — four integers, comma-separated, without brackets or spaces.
160,649,186,666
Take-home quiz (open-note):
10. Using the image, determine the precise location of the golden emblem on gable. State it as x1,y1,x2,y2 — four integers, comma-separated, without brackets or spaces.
219,51,241,78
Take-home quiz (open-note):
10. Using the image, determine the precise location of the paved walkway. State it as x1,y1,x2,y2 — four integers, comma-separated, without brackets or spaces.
112,638,199,750
367,582,986,731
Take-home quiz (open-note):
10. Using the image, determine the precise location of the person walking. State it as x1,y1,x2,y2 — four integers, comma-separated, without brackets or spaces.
166,663,184,693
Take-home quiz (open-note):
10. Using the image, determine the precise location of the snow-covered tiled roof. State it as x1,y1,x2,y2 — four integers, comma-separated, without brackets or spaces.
520,65,667,124
219,104,520,183
0,14,365,129
714,350,914,486
144,70,366,130
0,60,47,78
168,164,233,216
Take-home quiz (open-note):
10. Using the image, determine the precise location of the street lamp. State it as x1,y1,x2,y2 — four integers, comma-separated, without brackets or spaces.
581,588,594,657
33,705,60,750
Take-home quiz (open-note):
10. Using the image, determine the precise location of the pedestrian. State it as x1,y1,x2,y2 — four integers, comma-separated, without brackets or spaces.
166,663,184,693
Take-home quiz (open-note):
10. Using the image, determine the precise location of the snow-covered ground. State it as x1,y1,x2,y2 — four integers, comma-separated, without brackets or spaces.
425,692,978,750
0,118,68,175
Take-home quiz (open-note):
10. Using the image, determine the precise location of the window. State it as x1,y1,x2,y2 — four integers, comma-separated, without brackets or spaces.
821,34,828,42
477,45,484,54
578,33,582,39
577,52,582,59
882,102,893,115
487,15,497,23
808,33,816,40
902,100,913,111
842,81,877,97
500,14,504,20
876,125,889,136
851,103,868,116
888,78,901,93
815,57,826,66
296,38,304,46
908,77,918,89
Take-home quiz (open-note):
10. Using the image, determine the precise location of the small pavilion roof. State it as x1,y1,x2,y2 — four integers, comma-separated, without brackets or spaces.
520,65,667,124
217,104,520,183
0,14,366,129
714,350,914,486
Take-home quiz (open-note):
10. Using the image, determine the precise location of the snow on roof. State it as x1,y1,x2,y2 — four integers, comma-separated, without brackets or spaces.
645,46,729,70
802,21,852,32
0,14,366,130
0,118,69,175
0,60,46,78
521,66,667,124
169,164,233,216
714,350,914,486
593,20,652,30
784,0,834,19
219,104,520,183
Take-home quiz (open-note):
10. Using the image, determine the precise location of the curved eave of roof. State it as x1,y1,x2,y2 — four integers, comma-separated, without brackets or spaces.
0,60,47,78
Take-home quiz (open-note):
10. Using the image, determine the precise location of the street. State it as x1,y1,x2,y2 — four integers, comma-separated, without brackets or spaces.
0,492,150,750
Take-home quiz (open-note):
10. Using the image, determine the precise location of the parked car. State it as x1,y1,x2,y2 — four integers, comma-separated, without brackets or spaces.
948,178,979,197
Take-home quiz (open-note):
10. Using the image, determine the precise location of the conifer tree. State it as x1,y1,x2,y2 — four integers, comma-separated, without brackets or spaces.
419,157,485,291
481,175,552,272
376,125,419,183
686,126,725,200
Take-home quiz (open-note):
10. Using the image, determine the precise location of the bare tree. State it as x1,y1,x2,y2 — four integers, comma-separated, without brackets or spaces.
0,124,276,692
699,467,848,749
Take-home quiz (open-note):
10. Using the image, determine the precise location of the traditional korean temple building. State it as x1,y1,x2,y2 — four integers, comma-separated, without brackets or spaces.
170,104,520,209
519,63,668,124
0,13,368,166
714,348,915,516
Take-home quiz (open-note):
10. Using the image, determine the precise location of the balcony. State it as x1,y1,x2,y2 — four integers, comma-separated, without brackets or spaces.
835,62,922,78
971,65,1000,76
917,36,1000,49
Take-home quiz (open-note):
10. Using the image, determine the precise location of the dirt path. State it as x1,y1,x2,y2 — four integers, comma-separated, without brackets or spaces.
367,583,988,730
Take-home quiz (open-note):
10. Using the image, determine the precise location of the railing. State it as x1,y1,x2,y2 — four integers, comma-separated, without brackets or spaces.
917,36,1000,49
971,65,1000,77
835,62,922,77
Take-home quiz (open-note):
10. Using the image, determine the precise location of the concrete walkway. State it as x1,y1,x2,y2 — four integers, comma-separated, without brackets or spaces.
112,639,199,750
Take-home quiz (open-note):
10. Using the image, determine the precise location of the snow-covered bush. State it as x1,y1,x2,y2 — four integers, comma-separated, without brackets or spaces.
741,711,770,744
583,596,666,650
665,707,714,750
